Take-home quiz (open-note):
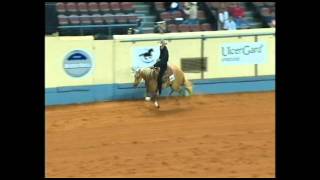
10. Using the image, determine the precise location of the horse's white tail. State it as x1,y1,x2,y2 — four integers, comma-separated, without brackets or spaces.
184,77,193,95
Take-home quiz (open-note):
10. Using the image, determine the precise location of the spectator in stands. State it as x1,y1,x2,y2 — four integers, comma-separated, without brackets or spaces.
264,8,275,28
183,2,198,25
168,2,180,12
229,3,249,28
154,21,169,33
270,19,275,27
164,2,171,11
128,28,135,35
218,4,229,30
223,16,237,30
135,18,143,34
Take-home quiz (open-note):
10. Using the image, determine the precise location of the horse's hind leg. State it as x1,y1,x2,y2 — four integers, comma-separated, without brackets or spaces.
154,96,160,108
169,87,174,96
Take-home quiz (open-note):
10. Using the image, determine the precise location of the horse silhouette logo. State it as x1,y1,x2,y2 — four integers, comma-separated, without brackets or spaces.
139,48,154,63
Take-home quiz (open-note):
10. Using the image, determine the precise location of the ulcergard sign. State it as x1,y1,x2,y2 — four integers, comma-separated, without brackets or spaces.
220,42,267,65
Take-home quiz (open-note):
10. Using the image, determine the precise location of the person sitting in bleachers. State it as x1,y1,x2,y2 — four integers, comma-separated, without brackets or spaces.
223,16,237,30
154,21,169,33
218,4,229,30
182,2,199,25
134,18,143,34
229,3,249,28
169,2,181,12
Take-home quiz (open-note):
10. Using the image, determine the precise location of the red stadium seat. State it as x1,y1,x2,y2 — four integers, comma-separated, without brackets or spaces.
171,11,183,20
79,14,92,24
77,2,88,13
155,2,166,12
68,14,80,25
66,2,77,13
110,2,121,13
160,12,172,21
121,2,134,13
167,24,178,32
103,14,115,24
99,2,110,13
91,14,103,24
178,24,190,32
189,24,201,32
127,14,138,24
200,23,212,31
57,14,68,25
88,2,99,13
114,13,127,24
56,2,66,13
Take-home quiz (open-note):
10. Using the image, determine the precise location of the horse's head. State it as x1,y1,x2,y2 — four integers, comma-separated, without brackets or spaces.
133,68,143,87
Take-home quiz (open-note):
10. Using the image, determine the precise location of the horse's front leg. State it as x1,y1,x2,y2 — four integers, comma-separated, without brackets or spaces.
152,92,160,108
145,82,151,101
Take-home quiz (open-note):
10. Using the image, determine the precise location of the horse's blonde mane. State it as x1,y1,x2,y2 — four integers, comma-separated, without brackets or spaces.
140,68,156,80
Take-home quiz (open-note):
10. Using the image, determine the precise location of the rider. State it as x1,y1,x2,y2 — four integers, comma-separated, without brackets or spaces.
152,40,169,95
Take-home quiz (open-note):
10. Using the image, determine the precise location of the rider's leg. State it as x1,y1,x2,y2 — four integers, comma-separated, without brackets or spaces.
157,67,166,95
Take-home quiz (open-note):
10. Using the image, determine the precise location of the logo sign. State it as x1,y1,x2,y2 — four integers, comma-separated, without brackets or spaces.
132,46,160,70
221,42,267,65
63,50,93,77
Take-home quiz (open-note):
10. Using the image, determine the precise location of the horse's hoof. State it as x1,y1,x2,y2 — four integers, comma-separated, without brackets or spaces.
154,101,159,108
145,97,151,101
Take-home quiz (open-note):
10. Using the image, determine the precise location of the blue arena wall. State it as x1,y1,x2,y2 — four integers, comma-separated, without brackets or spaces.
45,75,275,106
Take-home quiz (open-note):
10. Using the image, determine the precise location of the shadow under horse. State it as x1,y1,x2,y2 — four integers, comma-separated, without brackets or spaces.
133,64,193,108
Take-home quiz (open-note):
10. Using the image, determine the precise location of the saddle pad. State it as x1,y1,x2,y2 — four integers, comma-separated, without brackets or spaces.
169,74,175,82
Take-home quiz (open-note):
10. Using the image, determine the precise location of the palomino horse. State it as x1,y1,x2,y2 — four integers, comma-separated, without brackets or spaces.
133,64,193,108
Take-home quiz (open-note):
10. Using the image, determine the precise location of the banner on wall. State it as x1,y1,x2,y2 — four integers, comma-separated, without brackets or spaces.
220,42,267,65
63,50,93,77
132,46,160,71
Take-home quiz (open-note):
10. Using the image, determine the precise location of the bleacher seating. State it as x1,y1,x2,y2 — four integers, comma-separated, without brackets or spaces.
178,24,190,32
56,2,66,13
55,2,138,27
88,2,99,13
121,2,134,13
55,2,218,35
189,24,201,32
58,14,68,25
66,2,77,13
77,2,88,13
68,14,80,25
91,14,103,24
80,14,92,25
110,2,121,13
167,24,178,32
155,2,166,12
115,13,128,24
99,2,110,13
154,2,214,33
160,11,172,21
200,23,212,31
102,13,115,24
